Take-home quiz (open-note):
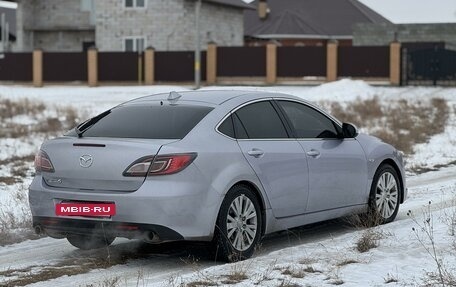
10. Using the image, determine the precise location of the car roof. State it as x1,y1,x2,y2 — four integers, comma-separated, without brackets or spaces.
126,90,269,106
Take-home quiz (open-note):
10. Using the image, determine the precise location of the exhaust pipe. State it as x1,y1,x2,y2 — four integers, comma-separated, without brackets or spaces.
143,231,160,243
34,225,43,235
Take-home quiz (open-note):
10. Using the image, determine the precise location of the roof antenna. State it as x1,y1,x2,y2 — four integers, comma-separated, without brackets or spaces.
168,91,182,102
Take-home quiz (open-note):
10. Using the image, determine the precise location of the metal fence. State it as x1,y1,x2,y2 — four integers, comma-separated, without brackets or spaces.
98,52,139,82
0,45,396,84
43,52,86,82
0,53,32,81
217,46,266,77
155,51,206,82
338,46,389,78
277,46,326,77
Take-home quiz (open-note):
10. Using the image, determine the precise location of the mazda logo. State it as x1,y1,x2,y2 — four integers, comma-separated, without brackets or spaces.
79,155,93,168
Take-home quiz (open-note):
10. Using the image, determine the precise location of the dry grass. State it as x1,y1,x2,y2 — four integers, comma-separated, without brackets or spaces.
221,270,249,284
336,259,359,267
384,273,399,284
84,277,120,287
1,247,150,286
346,210,383,229
0,176,19,185
408,203,456,287
0,210,42,246
356,229,382,253
0,99,80,247
422,271,456,287
327,97,449,155
0,153,39,246
0,98,79,138
276,280,302,287
281,266,305,279
302,266,322,274
186,281,217,287
219,260,253,284
0,98,46,120
298,257,316,265
9,156,34,182
0,184,43,246
330,279,345,285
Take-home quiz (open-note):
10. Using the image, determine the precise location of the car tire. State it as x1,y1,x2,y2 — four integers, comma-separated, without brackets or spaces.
67,234,115,250
365,164,401,225
212,184,262,262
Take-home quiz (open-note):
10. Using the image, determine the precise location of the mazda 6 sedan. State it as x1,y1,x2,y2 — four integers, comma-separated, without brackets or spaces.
29,90,406,261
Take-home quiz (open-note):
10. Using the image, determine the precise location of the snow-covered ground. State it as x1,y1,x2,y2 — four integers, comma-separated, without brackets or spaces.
0,80,455,286
0,166,454,287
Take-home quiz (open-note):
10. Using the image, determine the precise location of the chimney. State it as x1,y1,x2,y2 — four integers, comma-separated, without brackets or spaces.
258,0,268,19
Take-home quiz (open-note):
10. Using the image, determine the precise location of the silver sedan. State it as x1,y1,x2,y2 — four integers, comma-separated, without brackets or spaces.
29,90,406,261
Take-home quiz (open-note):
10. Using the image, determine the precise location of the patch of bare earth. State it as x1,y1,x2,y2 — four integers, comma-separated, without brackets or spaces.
0,247,145,286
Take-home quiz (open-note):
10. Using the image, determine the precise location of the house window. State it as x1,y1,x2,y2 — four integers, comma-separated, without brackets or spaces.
124,37,146,52
80,0,92,11
125,0,146,8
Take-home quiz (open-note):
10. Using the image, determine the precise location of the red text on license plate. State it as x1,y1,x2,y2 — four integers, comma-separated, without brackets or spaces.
56,203,116,216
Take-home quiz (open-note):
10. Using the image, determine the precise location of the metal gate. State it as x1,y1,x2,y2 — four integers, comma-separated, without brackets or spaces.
403,46,456,86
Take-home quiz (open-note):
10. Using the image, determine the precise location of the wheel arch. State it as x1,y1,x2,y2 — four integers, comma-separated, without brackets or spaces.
378,159,405,204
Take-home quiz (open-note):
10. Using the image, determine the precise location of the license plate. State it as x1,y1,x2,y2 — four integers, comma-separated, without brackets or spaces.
56,203,116,217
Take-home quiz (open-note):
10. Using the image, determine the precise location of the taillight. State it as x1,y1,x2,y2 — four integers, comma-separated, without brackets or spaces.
34,150,55,173
123,153,197,177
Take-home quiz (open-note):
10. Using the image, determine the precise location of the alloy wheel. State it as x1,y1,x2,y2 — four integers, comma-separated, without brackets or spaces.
226,194,258,251
375,171,399,219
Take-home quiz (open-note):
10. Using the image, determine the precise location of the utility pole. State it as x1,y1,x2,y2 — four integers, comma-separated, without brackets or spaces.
194,0,201,89
1,13,5,52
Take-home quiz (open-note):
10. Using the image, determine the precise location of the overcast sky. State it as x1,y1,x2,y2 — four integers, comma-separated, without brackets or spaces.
359,0,456,24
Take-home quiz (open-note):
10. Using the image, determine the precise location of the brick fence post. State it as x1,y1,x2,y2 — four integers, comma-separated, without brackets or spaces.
390,42,401,86
144,47,155,85
206,43,217,85
266,43,277,84
326,41,338,82
33,49,43,87
87,47,98,87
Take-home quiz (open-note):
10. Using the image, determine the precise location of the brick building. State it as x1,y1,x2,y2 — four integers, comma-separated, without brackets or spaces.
15,0,251,52
353,23,456,48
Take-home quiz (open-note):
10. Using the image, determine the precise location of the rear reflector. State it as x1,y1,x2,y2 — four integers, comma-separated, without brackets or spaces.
123,153,197,177
116,224,139,231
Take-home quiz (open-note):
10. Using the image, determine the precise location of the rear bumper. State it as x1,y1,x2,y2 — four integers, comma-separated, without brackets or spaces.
29,167,221,241
33,216,184,242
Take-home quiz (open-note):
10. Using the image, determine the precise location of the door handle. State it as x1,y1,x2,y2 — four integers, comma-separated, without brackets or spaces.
306,149,320,157
247,149,264,158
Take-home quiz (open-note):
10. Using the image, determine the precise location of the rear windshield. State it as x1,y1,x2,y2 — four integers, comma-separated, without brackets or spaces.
67,104,213,139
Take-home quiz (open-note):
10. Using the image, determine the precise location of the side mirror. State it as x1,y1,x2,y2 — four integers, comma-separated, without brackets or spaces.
342,123,358,138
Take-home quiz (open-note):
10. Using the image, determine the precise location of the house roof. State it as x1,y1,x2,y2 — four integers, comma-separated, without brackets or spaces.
204,0,254,9
244,0,391,39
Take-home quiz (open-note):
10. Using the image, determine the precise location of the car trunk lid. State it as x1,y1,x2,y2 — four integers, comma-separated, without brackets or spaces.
41,137,178,191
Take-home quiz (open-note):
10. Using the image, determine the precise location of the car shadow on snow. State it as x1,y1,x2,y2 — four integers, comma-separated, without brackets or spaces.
77,217,355,264
3,218,358,286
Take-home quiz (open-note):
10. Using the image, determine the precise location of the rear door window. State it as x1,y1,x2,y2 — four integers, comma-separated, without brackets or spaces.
235,101,289,139
68,104,213,139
